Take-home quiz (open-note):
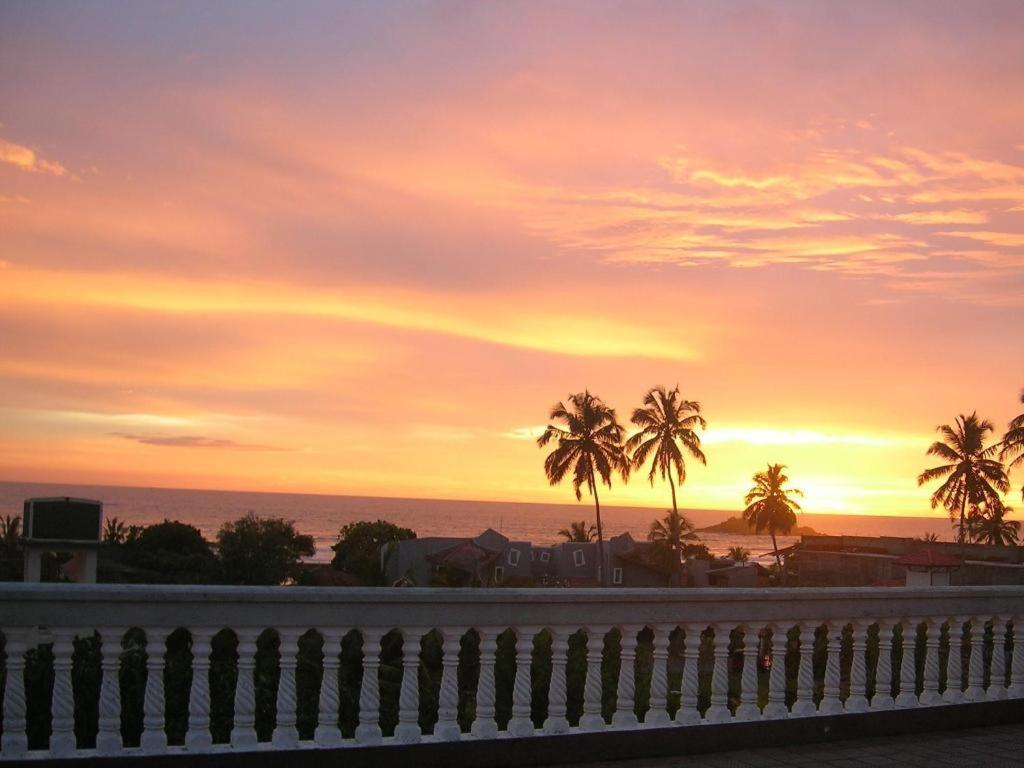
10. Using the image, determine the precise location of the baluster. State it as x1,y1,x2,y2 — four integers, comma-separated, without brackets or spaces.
845,621,870,713
355,628,384,744
0,630,29,758
964,617,985,701
988,617,1008,700
272,628,302,748
735,623,763,721
96,627,125,755
435,627,464,741
185,628,214,750
543,628,571,734
644,625,672,727
140,628,169,753
230,629,259,748
674,624,702,725
762,623,789,719
49,629,78,756
791,621,818,716
508,626,536,736
580,625,609,730
894,620,919,708
942,617,964,704
314,628,345,746
919,618,943,706
1009,617,1024,698
612,625,640,727
393,627,423,744
704,623,732,723
871,620,895,710
471,628,499,738
818,621,844,715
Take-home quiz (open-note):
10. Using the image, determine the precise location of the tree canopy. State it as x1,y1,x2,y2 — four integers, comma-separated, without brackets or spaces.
331,519,416,585
217,513,315,585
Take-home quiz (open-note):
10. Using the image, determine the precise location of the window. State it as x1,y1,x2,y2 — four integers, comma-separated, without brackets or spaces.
507,549,520,567
494,566,504,583
530,550,536,561
573,549,586,567
612,567,623,585
540,551,551,563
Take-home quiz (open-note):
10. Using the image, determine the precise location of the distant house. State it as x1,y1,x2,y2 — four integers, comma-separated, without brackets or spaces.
793,535,1024,587
383,529,674,587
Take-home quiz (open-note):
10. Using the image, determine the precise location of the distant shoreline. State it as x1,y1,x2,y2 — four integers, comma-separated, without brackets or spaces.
696,515,821,537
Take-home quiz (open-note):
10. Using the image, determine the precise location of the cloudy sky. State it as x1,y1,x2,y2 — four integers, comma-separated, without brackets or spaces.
1,1,1022,516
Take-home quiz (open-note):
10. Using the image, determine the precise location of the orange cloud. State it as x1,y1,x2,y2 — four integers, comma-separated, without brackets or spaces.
0,137,66,176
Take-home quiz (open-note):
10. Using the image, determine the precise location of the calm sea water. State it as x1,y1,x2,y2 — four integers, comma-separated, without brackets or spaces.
0,481,953,564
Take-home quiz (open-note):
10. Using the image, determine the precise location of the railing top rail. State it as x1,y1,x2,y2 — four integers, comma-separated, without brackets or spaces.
2,584,1021,630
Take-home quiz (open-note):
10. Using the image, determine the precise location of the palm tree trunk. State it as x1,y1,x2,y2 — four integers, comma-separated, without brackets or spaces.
590,474,606,588
771,529,784,586
667,472,681,587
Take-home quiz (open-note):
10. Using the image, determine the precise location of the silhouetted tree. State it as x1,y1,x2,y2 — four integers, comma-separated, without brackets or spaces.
538,391,629,587
102,516,128,546
727,546,750,563
647,509,696,586
917,413,1009,544
967,502,1020,547
627,385,706,518
743,463,802,580
331,519,416,585
558,521,596,542
117,519,218,583
217,513,315,585
1001,390,1024,500
918,532,940,543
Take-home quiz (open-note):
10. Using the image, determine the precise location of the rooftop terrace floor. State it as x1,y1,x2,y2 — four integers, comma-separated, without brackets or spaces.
563,722,1024,768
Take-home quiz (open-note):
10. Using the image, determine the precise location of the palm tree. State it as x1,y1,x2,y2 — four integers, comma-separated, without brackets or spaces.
647,508,697,586
538,391,630,587
917,413,1010,544
918,532,940,543
626,385,706,517
558,520,597,542
1001,390,1024,500
743,463,803,580
728,545,750,563
103,516,128,546
0,515,21,554
967,502,1020,547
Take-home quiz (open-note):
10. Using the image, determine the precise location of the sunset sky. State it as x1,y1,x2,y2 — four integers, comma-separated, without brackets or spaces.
1,1,1022,517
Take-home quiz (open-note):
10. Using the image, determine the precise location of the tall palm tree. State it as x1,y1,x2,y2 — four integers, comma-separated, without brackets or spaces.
558,520,597,543
727,545,750,563
538,391,630,587
626,385,706,517
1001,390,1024,500
916,413,1010,544
967,503,1020,547
647,508,697,586
743,463,803,579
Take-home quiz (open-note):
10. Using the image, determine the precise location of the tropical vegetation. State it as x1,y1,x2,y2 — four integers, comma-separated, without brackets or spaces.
742,463,803,579
647,508,697,586
1001,390,1024,500
558,520,596,542
537,391,630,586
917,412,1010,544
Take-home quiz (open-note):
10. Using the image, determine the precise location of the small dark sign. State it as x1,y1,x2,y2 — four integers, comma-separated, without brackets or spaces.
23,497,103,543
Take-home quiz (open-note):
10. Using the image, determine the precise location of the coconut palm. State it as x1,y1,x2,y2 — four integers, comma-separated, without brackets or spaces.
0,515,20,554
742,463,803,579
1001,390,1024,500
728,545,750,563
967,502,1020,547
647,508,697,586
538,391,630,586
626,385,706,517
917,413,1010,544
558,520,597,543
103,516,128,546
918,532,940,543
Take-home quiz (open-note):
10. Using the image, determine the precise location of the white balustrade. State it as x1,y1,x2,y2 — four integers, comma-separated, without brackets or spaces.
1,584,1022,761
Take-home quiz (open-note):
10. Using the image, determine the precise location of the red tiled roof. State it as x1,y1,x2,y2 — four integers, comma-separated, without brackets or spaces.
893,549,961,568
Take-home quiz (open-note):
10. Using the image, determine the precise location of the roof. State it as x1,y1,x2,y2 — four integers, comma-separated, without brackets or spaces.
894,549,962,568
426,540,501,571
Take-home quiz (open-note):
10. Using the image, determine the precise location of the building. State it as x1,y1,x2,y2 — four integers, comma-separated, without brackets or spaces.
793,534,1024,587
383,528,673,587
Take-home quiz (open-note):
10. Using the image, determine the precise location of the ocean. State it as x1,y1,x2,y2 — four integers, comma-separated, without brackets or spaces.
0,481,955,565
